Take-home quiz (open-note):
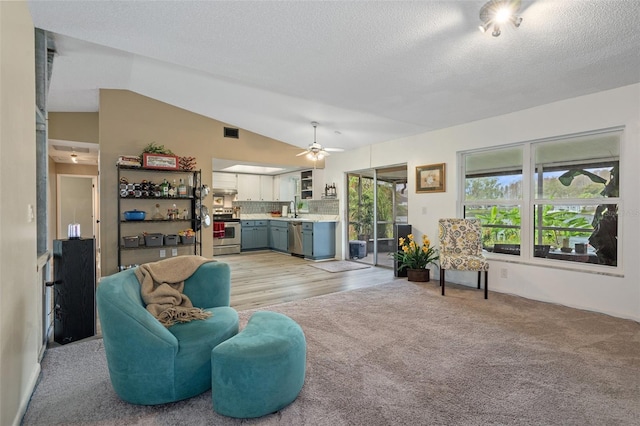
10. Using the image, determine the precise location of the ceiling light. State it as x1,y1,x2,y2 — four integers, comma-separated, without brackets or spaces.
478,0,522,37
296,121,343,161
222,165,285,174
70,153,78,163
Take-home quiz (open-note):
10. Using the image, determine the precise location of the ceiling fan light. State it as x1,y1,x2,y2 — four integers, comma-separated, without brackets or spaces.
494,6,511,24
478,0,521,37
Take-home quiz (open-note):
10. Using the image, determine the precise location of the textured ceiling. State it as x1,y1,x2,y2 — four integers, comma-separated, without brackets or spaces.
28,0,640,153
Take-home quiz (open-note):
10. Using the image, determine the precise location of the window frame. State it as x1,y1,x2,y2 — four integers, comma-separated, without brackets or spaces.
458,127,624,274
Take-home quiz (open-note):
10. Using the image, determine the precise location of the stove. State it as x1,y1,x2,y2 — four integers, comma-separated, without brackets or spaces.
213,208,241,255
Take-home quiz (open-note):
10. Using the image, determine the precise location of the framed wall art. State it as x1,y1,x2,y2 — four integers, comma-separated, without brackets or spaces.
416,163,446,193
142,153,179,170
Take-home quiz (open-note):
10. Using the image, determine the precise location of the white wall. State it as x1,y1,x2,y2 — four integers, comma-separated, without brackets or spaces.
327,84,640,321
0,1,40,425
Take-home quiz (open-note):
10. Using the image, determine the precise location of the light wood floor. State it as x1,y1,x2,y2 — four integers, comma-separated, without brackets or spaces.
220,251,398,311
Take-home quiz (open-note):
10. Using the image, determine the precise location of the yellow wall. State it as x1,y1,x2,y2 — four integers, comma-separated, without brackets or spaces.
99,89,312,274
48,112,99,143
0,1,40,425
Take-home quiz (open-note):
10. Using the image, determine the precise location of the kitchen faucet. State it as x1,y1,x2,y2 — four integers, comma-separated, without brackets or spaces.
293,196,299,218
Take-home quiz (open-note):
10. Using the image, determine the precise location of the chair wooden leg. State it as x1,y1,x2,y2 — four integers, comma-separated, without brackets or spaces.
484,270,488,299
477,271,481,289
440,269,445,296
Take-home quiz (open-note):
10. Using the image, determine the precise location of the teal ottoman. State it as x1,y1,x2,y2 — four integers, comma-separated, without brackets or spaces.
211,311,306,418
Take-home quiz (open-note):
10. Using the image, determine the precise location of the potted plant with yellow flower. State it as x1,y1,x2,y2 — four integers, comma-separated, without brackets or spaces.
390,233,439,282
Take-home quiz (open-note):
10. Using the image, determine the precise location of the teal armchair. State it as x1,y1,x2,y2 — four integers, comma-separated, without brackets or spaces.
96,261,238,405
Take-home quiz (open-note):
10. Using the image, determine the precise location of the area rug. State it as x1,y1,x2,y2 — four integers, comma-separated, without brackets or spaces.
308,260,370,272
22,280,640,425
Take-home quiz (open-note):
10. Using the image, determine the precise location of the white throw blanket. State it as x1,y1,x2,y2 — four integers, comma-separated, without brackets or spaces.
134,255,215,327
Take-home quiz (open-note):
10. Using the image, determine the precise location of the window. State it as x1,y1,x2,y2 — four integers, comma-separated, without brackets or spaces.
464,146,524,254
461,129,622,268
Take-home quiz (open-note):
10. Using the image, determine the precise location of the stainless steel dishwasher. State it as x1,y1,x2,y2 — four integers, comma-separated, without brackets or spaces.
288,221,304,257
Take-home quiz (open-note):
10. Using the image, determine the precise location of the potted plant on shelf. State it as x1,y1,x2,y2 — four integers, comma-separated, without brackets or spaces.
390,234,439,282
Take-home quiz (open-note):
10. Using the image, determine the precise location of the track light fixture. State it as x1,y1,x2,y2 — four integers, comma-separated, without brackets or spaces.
478,0,522,37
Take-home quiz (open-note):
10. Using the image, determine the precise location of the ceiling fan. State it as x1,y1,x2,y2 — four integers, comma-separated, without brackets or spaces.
296,121,343,161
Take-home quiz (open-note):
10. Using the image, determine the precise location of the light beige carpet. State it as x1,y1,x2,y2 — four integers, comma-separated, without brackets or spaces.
23,280,640,425
308,260,371,272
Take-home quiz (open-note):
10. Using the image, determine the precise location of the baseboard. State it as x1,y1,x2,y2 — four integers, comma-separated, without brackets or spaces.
12,362,41,426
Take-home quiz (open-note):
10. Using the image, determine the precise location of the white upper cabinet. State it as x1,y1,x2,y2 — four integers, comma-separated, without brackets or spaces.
260,175,273,201
237,174,261,200
237,174,274,201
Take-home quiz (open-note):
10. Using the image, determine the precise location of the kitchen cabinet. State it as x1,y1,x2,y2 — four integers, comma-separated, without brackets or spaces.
260,175,274,200
302,221,336,260
241,220,268,250
237,174,274,200
300,170,313,199
298,169,326,200
237,174,260,200
269,221,289,252
117,165,202,271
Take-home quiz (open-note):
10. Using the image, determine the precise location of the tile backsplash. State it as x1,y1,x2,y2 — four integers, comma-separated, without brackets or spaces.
233,199,339,215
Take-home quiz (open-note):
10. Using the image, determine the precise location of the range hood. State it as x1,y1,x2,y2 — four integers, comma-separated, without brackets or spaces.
212,188,238,196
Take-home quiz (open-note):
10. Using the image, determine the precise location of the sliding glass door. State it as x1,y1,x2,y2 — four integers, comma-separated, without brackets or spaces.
347,165,407,267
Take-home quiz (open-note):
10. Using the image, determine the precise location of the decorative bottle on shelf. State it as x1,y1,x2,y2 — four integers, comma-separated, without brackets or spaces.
168,179,177,197
178,179,187,197
161,179,169,197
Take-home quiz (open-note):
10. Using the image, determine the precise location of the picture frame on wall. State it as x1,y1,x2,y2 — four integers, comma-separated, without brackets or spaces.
416,163,446,193
142,153,179,170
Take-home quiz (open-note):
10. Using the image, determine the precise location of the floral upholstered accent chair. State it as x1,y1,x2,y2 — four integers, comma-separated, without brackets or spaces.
438,218,489,299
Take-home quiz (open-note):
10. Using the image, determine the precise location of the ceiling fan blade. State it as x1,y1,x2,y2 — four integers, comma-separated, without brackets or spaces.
296,150,310,157
325,147,344,152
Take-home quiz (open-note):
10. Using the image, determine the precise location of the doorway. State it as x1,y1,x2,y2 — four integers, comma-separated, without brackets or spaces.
56,173,100,279
57,175,97,239
347,165,408,268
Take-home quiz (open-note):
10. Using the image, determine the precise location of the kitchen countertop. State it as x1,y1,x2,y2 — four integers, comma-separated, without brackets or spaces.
239,214,339,223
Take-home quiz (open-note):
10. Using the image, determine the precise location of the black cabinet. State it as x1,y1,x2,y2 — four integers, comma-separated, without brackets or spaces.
53,238,96,345
394,224,412,277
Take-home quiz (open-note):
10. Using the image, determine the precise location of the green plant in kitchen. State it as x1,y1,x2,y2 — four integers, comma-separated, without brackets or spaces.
141,142,174,156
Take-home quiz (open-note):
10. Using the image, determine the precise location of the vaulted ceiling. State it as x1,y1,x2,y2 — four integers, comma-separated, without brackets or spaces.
28,1,640,153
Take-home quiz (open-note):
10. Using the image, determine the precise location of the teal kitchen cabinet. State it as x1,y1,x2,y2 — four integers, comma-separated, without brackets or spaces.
269,220,289,253
302,222,335,260
241,220,268,251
